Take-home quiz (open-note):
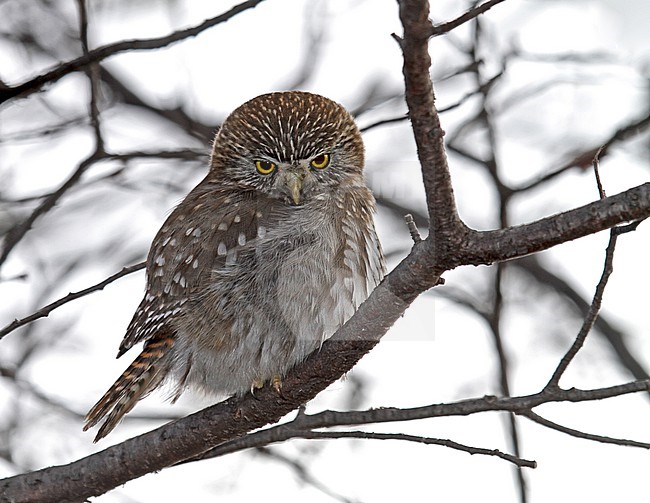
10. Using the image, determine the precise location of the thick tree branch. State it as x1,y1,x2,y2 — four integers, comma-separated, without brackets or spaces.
458,183,649,267
396,0,466,241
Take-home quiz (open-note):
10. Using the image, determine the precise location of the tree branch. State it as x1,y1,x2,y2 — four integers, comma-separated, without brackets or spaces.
520,410,650,449
0,262,145,341
0,153,102,269
430,0,508,36
0,0,265,105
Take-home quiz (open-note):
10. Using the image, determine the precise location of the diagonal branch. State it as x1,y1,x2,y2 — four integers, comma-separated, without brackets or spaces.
520,410,650,449
0,0,265,105
513,255,650,384
0,262,145,341
430,0,508,36
514,112,650,193
459,183,649,267
0,153,102,269
546,228,619,388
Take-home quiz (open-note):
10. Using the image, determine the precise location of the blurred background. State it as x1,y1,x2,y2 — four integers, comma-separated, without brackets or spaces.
0,0,649,501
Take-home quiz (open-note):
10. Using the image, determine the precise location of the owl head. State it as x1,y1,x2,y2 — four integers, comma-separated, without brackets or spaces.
210,91,365,206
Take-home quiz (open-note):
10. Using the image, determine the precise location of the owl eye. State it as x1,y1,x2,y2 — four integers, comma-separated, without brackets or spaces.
255,160,276,175
310,153,330,170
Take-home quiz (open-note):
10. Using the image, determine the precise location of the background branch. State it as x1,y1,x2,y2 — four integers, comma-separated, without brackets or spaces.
0,0,266,104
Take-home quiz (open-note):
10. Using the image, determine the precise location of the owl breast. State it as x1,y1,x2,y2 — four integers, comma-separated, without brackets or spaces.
170,187,385,397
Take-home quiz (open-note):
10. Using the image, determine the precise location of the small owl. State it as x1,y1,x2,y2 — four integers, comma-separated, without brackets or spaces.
84,91,385,441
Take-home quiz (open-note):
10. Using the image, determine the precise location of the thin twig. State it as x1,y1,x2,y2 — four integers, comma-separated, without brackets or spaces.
292,430,536,468
404,214,422,243
77,0,104,153
255,447,357,503
520,410,650,449
513,112,650,193
0,0,266,104
0,153,102,268
430,0,507,37
545,152,619,387
593,147,606,199
513,255,650,386
546,229,618,388
0,262,145,341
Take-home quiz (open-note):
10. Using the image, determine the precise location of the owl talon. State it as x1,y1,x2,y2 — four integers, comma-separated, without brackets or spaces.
250,378,264,398
271,375,283,395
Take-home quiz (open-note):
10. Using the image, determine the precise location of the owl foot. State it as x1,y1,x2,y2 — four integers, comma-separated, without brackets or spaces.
250,378,265,398
249,376,284,398
271,375,283,394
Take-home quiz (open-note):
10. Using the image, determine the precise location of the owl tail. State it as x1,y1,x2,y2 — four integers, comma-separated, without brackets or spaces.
84,332,174,442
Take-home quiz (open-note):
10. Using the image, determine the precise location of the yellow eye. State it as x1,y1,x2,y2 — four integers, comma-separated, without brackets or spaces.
255,160,276,175
310,153,330,170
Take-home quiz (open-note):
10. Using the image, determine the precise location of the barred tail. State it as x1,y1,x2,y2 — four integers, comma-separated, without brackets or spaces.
84,332,174,442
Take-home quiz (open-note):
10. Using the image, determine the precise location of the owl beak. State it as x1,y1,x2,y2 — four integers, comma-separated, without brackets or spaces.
287,173,304,205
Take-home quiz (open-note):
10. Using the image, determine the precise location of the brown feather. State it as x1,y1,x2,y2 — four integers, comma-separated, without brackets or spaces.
84,331,174,442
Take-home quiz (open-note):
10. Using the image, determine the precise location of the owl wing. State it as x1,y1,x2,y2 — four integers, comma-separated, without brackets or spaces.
117,184,266,357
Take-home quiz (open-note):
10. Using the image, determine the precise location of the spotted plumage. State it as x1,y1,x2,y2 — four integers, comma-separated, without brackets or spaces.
84,92,385,441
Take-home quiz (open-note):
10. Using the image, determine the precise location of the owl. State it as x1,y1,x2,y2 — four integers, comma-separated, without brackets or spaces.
84,91,385,441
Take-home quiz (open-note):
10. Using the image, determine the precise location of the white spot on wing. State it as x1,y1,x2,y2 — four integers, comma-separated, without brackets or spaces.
238,232,246,246
217,242,227,255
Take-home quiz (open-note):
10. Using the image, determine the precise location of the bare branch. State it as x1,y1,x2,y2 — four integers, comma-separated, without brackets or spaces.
254,447,357,503
288,430,536,468
404,214,423,244
459,183,649,267
521,410,650,449
397,0,466,240
514,112,650,193
513,256,650,385
546,154,619,387
0,153,102,269
0,0,266,105
430,0,508,36
0,262,145,341
76,0,104,152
